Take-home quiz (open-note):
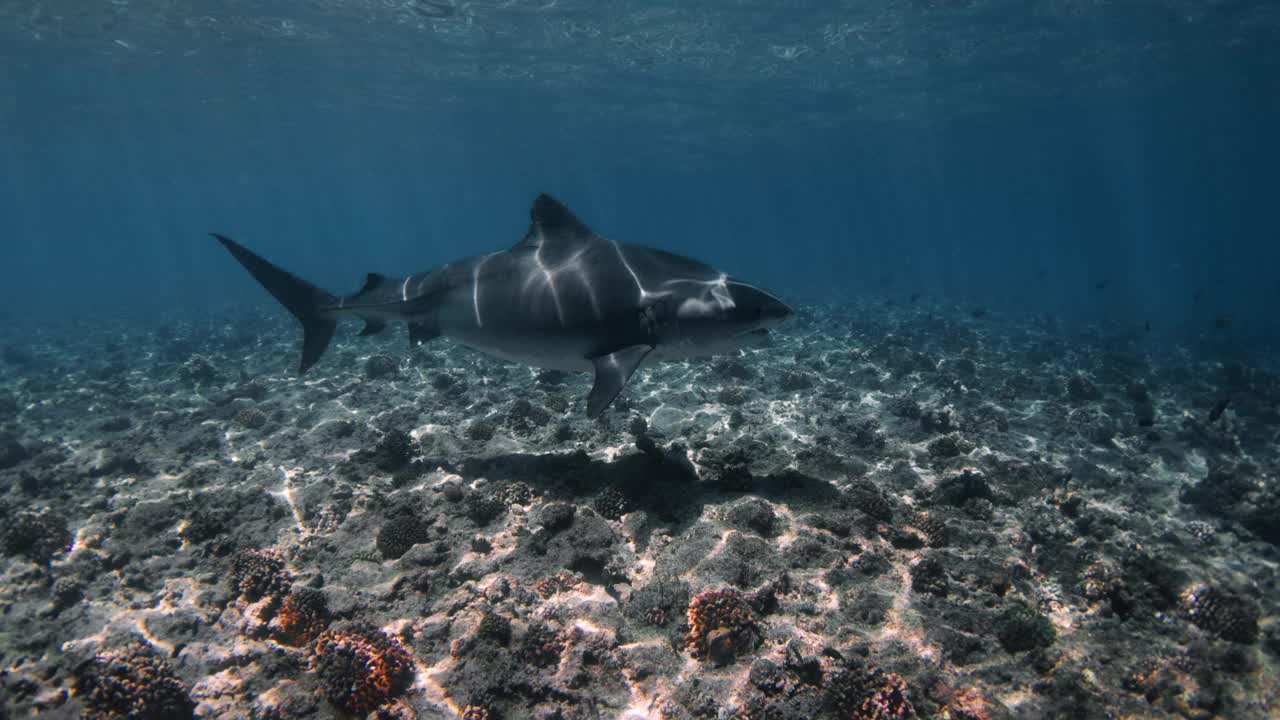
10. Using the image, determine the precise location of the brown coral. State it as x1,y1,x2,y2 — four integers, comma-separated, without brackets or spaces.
534,570,580,598
272,587,330,646
311,624,415,715
1,510,71,565
824,654,917,720
1180,582,1259,643
944,685,989,720
857,672,916,720
846,479,893,522
233,407,268,430
75,643,195,720
229,548,290,602
685,588,760,665
518,621,564,667
461,705,497,720
911,511,949,547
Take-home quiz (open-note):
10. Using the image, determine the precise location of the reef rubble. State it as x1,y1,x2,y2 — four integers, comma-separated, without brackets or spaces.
0,302,1277,718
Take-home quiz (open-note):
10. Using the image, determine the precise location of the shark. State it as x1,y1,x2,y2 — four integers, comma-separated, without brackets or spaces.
213,194,792,418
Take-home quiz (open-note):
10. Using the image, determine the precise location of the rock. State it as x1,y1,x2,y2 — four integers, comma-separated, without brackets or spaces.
996,605,1056,653
1134,401,1156,427
364,354,399,379
0,434,28,469
88,447,145,478
538,502,575,533
1067,375,1102,402
723,498,780,538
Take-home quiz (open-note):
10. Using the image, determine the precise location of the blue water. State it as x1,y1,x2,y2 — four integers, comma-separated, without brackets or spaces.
1,2,1277,339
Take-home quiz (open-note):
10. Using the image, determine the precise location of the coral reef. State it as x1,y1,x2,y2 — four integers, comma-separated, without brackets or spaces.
846,478,893,522
2,299,1279,718
593,486,633,520
229,548,291,601
232,406,268,430
685,588,761,665
311,624,415,715
273,587,331,646
368,429,418,472
995,604,1057,653
365,354,399,379
1180,583,1260,644
2,510,71,564
376,513,431,560
74,644,195,720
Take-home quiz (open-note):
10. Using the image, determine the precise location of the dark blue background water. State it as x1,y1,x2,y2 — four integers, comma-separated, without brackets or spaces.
1,2,1277,342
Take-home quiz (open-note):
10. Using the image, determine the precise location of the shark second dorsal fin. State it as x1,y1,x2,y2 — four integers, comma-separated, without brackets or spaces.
360,273,389,294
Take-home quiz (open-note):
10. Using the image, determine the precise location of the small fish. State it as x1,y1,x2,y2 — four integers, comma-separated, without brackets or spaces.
1193,288,1204,303
1214,315,1232,330
1209,397,1231,423
971,306,988,319
1144,321,1151,333
909,291,922,304
1035,267,1049,280
1095,278,1110,290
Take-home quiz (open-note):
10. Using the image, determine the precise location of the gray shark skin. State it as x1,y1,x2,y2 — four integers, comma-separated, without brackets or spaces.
213,194,792,418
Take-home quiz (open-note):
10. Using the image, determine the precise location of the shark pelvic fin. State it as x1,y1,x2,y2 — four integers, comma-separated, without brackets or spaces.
586,344,652,418
212,234,338,374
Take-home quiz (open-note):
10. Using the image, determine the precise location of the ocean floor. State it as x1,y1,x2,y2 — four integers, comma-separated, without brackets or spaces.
1,301,1278,719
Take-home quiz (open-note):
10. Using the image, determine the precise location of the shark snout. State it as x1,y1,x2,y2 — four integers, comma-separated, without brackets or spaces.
728,281,792,329
765,296,794,322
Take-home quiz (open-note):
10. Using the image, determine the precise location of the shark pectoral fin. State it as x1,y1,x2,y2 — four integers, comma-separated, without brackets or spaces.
358,320,387,336
586,345,652,419
408,321,440,347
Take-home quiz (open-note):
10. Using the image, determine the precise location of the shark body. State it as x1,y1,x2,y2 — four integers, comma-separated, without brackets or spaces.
215,194,791,417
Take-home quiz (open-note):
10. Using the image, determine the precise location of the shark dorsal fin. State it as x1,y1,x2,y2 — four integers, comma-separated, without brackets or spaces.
533,194,593,239
516,194,594,250
360,273,389,293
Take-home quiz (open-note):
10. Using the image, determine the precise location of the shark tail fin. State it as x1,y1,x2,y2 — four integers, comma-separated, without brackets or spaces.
211,234,339,374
